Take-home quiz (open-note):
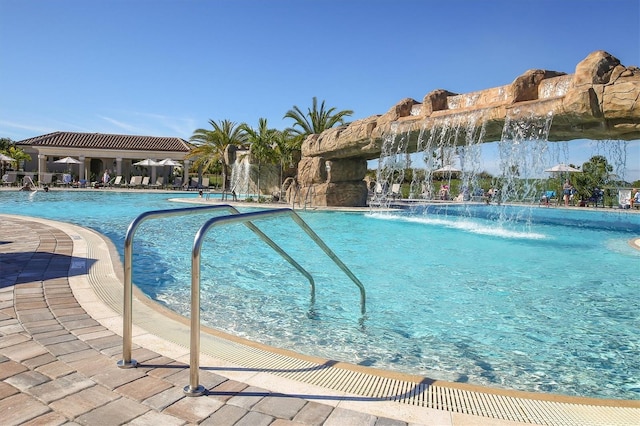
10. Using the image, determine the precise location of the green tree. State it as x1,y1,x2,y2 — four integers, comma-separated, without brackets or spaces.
283,97,354,149
0,137,13,152
572,155,613,200
240,118,279,197
187,119,247,191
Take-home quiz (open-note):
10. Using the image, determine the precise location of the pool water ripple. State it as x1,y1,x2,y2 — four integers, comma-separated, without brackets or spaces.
1,190,638,400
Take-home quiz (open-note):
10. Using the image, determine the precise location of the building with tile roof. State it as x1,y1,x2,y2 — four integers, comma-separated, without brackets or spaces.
16,131,193,186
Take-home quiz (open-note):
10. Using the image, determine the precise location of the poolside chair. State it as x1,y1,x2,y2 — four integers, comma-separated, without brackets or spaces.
2,172,17,187
40,173,53,187
390,183,401,199
199,177,210,191
56,173,72,187
126,175,142,188
140,176,150,188
171,177,182,190
618,189,631,209
149,176,164,189
112,176,123,187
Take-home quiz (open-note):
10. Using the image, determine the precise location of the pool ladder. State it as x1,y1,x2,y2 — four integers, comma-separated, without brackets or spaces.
117,204,366,397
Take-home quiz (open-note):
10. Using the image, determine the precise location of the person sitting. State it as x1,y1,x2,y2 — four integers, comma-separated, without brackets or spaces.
439,184,449,200
631,188,639,209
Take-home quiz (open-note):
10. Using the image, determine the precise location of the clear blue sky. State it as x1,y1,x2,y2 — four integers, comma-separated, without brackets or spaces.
1,0,639,180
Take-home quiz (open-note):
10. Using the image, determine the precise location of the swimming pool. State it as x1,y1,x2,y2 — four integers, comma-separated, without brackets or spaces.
1,189,638,400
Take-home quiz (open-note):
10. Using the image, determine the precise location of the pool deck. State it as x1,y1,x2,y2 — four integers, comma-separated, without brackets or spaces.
1,197,639,425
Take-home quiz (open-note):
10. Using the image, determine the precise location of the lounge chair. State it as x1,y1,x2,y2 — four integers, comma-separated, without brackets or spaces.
149,176,164,189
390,183,401,199
140,176,150,188
40,173,53,187
56,173,72,187
2,172,17,187
126,175,142,188
112,176,123,187
199,177,210,190
618,189,631,209
171,178,182,190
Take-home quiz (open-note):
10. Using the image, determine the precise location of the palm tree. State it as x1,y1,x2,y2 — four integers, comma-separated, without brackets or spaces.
240,118,279,197
187,119,247,191
283,97,354,149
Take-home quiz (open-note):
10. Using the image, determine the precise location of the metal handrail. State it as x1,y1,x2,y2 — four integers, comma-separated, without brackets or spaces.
117,204,316,369
185,208,366,395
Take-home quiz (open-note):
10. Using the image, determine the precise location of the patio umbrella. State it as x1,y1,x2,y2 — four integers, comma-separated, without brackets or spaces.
0,153,14,162
433,165,461,173
544,163,581,173
133,159,160,167
54,156,81,165
158,158,180,166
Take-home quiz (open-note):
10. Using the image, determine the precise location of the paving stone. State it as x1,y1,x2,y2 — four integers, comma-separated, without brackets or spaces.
226,385,269,410
234,410,274,426
20,410,68,426
37,333,79,346
0,381,19,399
374,417,407,426
163,394,225,424
0,393,51,426
292,401,334,425
143,359,188,379
143,386,186,411
130,350,167,365
49,384,120,419
1,340,48,362
84,334,122,351
28,372,95,403
127,410,186,426
92,366,148,390
58,348,101,363
0,359,29,379
252,394,308,419
200,404,247,426
208,379,248,402
75,396,149,426
47,339,91,357
5,370,51,390
22,352,57,369
0,333,31,349
116,375,173,402
323,407,377,426
66,353,114,377
35,360,76,379
69,325,107,337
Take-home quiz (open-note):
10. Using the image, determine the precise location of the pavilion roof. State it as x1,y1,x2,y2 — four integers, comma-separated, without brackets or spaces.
16,131,192,152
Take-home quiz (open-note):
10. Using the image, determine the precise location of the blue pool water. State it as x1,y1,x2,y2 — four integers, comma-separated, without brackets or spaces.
1,190,639,400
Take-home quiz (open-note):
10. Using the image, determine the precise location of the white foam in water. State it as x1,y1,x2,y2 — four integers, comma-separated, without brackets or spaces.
368,212,547,240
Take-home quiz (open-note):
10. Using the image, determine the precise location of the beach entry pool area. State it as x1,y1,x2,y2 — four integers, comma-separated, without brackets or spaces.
1,190,638,401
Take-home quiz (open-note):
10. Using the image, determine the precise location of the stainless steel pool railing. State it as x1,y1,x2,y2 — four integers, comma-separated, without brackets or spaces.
117,205,367,395
185,208,366,396
117,204,316,369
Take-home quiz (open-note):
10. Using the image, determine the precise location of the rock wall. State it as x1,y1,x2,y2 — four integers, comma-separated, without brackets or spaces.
296,50,640,207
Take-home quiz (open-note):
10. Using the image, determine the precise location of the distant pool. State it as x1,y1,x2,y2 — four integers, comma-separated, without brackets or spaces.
1,190,639,400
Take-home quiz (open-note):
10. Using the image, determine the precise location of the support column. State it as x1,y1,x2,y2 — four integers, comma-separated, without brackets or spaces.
116,158,122,177
38,154,46,184
79,156,87,181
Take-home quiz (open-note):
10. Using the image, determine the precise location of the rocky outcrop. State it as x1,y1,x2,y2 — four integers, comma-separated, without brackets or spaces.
295,50,640,207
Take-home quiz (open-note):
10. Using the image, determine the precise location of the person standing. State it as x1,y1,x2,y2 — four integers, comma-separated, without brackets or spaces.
563,179,572,207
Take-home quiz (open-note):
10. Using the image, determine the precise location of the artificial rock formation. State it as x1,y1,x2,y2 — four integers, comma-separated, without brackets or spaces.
295,50,640,207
